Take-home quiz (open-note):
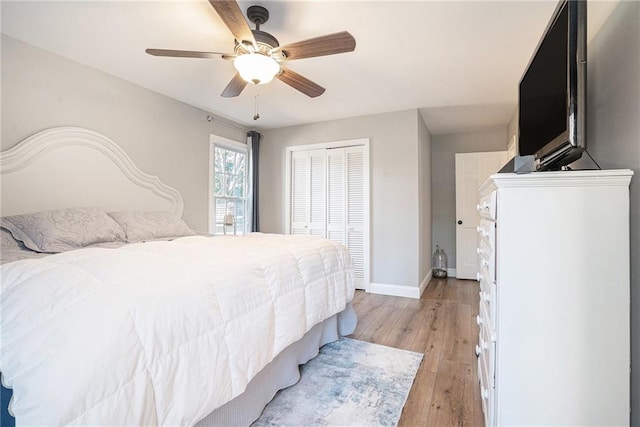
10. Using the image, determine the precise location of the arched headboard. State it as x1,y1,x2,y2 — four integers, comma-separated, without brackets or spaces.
0,127,184,217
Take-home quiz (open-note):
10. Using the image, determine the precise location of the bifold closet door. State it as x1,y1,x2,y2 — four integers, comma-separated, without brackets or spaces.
290,145,367,289
290,149,326,236
326,146,366,289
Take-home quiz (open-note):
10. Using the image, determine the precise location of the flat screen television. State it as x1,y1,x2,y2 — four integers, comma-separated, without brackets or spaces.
518,0,587,171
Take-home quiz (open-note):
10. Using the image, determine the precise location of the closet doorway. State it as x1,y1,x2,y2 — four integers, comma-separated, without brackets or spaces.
286,139,370,291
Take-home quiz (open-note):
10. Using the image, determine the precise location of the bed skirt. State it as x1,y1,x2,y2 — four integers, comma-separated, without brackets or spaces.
195,303,357,427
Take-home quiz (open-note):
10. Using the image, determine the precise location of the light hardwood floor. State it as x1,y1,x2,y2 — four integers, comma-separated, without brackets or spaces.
350,277,484,426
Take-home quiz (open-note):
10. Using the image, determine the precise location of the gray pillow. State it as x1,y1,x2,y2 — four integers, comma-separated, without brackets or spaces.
1,227,48,264
1,208,126,253
1,227,23,251
107,211,194,242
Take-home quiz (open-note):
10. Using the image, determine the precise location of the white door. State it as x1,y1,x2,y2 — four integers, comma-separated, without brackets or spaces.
290,149,326,236
288,142,369,291
290,151,309,235
326,149,346,244
308,149,327,237
455,151,507,279
326,146,367,290
345,146,366,289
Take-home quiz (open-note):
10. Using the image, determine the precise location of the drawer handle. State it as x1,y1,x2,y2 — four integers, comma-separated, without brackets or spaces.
481,259,489,267
482,388,489,399
476,203,482,212
475,345,481,356
483,202,490,211
477,247,483,255
476,315,482,326
476,272,482,282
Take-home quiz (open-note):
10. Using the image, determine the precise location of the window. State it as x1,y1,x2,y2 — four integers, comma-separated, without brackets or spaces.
210,139,248,235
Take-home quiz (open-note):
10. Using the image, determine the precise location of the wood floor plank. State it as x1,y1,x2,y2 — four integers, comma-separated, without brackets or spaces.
398,364,437,426
350,278,483,426
426,359,476,426
418,300,447,374
442,302,473,364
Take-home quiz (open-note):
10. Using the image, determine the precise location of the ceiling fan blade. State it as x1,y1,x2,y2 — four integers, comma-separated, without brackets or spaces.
221,73,248,98
276,67,325,98
208,0,257,50
145,48,232,59
273,31,356,61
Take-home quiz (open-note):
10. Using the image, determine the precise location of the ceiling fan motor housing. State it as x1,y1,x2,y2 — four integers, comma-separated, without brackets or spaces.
234,5,281,56
253,30,279,50
247,5,269,27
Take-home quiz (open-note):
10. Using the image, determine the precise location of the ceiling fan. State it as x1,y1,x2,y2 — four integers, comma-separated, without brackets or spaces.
146,1,356,98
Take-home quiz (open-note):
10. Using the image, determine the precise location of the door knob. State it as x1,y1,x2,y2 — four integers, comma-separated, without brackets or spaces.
457,220,463,225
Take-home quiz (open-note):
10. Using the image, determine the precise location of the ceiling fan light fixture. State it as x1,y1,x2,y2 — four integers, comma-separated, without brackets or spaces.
233,53,280,85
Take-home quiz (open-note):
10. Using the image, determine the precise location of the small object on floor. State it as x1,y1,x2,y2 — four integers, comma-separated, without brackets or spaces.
432,245,448,279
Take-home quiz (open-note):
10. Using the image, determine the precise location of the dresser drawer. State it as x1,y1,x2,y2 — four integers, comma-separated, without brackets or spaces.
478,354,494,427
478,272,496,331
478,238,495,284
478,303,496,385
477,190,497,220
478,218,496,253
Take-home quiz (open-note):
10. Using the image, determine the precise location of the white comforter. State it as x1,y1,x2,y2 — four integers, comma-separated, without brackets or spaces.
0,233,355,426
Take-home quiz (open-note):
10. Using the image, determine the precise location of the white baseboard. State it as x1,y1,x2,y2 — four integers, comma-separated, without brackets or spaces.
419,270,432,296
369,282,421,299
369,270,432,299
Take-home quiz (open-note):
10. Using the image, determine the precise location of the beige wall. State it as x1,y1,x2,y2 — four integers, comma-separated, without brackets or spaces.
260,109,427,289
1,35,247,231
579,2,639,422
430,127,507,269
507,108,518,153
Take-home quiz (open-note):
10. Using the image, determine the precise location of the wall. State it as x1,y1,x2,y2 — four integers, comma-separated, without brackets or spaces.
507,108,518,153
260,109,424,289
1,35,247,231
417,111,432,284
581,1,639,422
430,127,507,269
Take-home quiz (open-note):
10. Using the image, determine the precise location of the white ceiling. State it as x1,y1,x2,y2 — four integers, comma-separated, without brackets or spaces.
1,1,619,134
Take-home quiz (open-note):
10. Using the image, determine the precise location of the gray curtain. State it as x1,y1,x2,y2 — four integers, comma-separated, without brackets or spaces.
248,131,261,232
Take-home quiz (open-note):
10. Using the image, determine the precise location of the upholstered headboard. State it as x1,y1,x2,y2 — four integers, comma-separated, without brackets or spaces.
0,127,184,217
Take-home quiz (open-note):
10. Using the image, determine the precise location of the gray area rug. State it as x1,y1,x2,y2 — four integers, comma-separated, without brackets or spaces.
252,338,423,426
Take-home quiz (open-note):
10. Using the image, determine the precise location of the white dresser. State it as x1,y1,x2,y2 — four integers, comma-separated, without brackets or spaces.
475,169,632,426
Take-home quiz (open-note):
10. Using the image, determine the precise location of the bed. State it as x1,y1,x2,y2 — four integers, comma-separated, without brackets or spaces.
0,127,357,426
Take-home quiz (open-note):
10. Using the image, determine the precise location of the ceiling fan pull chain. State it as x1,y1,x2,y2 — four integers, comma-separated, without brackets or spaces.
253,95,260,121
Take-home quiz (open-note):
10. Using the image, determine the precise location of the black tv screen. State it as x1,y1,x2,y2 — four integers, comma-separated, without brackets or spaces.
518,0,586,171
519,3,568,156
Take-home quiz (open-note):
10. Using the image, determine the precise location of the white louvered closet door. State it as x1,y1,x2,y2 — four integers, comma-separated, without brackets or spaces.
290,149,326,236
325,146,366,289
326,149,346,245
345,146,365,289
290,151,309,235
308,149,327,237
289,144,367,290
